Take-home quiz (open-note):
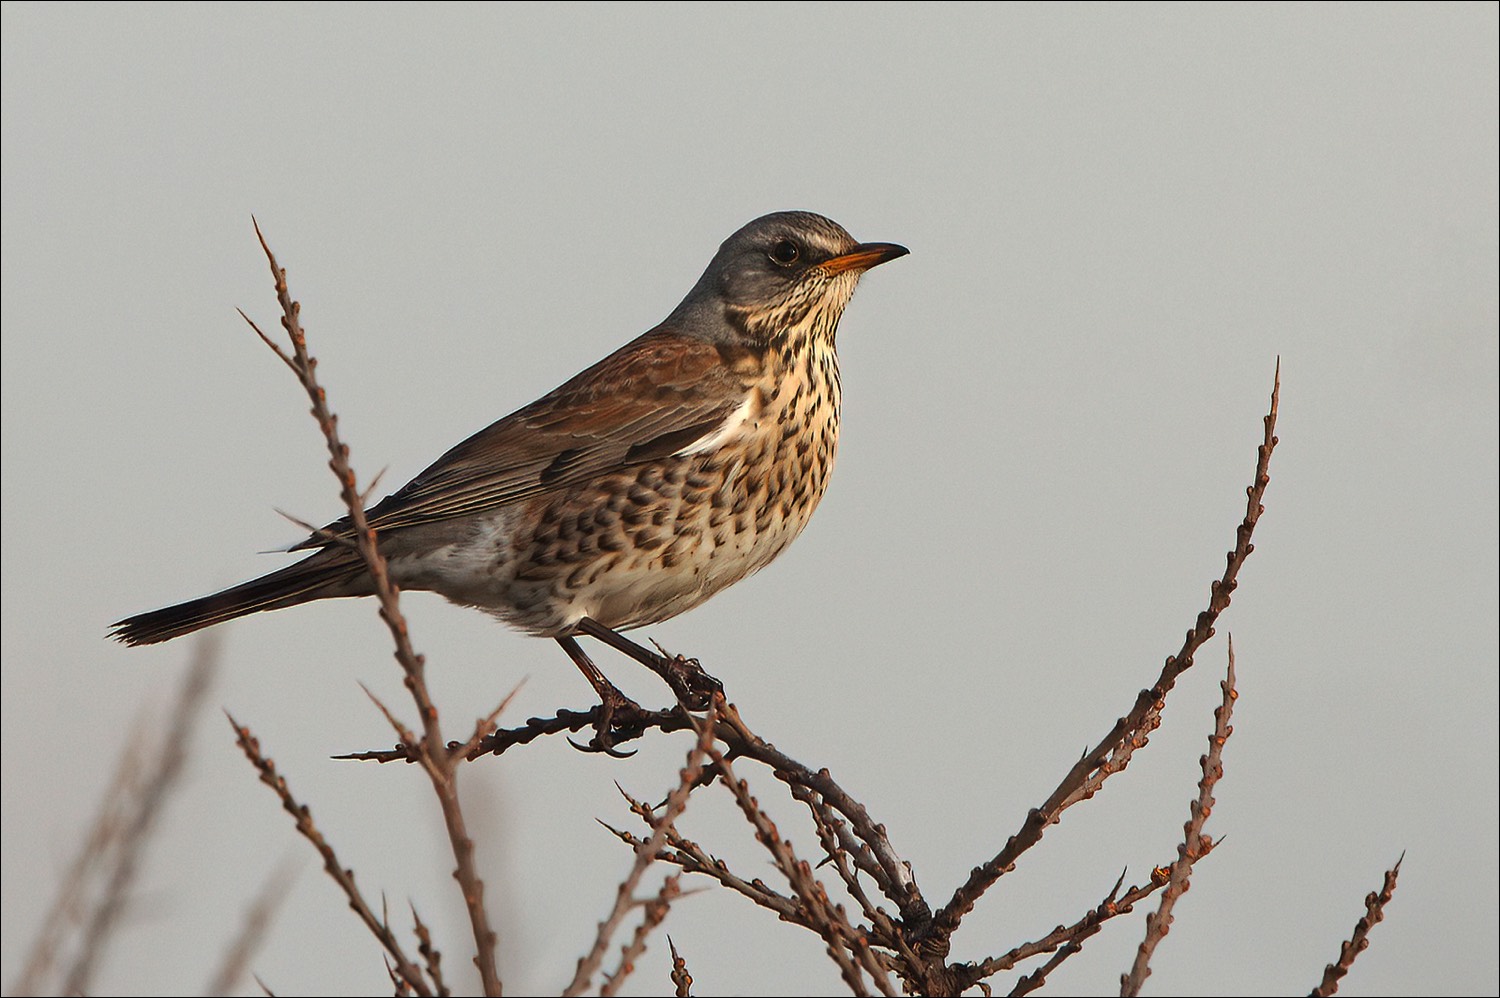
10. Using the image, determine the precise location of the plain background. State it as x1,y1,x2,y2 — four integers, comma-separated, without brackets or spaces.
3,4,1496,995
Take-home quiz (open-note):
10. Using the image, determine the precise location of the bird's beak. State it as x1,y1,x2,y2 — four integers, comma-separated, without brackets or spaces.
820,242,910,275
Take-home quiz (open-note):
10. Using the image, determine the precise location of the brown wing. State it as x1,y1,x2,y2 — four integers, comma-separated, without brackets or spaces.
293,326,749,548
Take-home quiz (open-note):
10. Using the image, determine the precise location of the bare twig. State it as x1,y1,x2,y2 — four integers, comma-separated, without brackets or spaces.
1309,857,1403,996
564,708,716,996
1121,644,1238,996
340,705,693,763
599,875,683,997
708,740,896,997
791,784,910,960
954,855,1204,992
925,365,1280,956
245,223,501,994
602,819,805,923
1008,939,1080,997
603,739,896,987
451,685,527,762
227,714,433,996
713,703,924,927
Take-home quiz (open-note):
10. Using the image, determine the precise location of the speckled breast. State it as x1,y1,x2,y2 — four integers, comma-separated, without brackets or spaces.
507,337,843,635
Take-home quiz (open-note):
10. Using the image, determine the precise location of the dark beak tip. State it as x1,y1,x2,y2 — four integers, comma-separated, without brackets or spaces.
851,242,910,271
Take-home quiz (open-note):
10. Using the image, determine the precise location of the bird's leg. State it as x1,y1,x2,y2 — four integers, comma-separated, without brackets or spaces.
555,635,645,757
575,617,724,710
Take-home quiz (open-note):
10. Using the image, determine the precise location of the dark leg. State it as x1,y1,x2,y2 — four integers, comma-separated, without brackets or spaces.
574,617,723,710
556,635,644,757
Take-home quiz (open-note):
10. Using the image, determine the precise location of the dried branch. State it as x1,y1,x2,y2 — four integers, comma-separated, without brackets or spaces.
1121,644,1238,996
332,364,1296,995
924,365,1280,956
602,819,805,924
954,856,1200,991
713,704,924,928
244,223,501,994
243,222,426,709
450,685,528,762
1309,857,1403,996
791,784,911,960
339,704,692,763
565,708,716,996
708,741,896,997
227,714,433,997
1008,938,1079,997
599,875,683,997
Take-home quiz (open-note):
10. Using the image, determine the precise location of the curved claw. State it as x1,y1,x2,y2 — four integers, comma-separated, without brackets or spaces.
567,734,638,758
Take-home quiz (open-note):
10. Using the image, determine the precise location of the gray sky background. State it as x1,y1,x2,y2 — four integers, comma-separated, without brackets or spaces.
3,5,1496,996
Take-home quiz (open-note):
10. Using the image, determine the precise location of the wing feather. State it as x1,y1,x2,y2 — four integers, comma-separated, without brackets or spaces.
293,327,751,548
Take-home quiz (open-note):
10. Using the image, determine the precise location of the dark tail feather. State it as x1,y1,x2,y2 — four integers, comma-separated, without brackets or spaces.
111,552,366,646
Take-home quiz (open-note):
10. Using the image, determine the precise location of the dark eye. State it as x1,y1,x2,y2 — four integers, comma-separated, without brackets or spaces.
768,239,800,266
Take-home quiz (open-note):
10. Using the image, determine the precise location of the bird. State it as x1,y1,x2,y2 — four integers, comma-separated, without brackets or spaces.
112,211,907,747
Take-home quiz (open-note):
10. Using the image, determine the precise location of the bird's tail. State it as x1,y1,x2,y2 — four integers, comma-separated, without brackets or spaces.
110,551,367,646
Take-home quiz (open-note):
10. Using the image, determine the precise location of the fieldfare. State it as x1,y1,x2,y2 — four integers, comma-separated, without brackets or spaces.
113,211,908,748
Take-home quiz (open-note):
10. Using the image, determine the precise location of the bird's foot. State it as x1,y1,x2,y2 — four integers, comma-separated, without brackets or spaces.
658,653,724,711
568,687,649,758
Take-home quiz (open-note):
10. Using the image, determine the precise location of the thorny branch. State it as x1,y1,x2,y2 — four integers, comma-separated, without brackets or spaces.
242,224,502,995
329,366,1392,996
1309,858,1403,997
920,363,1281,961
564,707,717,996
228,715,434,997
1121,643,1239,996
952,858,1192,992
599,875,683,998
706,738,897,997
212,238,1395,996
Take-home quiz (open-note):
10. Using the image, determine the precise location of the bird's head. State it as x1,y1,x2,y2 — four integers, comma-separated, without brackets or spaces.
670,211,908,349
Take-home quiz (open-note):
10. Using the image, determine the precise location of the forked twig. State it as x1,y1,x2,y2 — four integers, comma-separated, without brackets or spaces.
1121,643,1238,995
707,742,896,997
565,706,717,996
953,855,1205,992
599,875,684,997
329,358,1304,995
227,714,433,996
924,364,1280,956
243,223,501,994
601,819,805,924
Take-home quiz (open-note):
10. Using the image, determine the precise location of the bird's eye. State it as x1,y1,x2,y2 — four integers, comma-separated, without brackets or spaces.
768,239,800,266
